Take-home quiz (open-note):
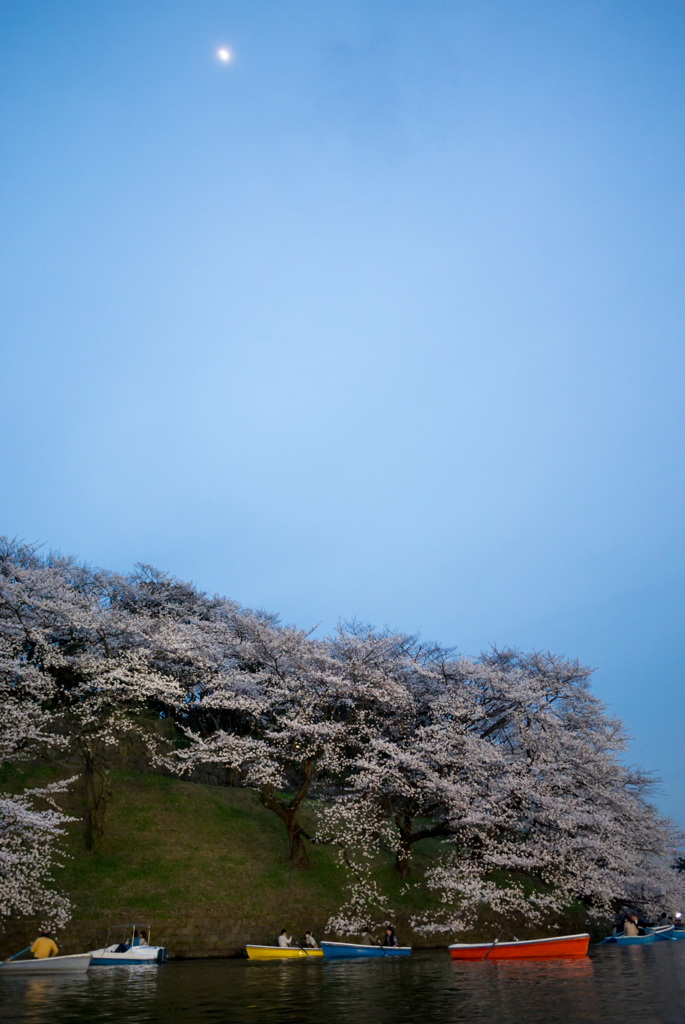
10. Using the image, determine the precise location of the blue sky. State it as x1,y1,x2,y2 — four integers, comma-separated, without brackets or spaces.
1,0,683,826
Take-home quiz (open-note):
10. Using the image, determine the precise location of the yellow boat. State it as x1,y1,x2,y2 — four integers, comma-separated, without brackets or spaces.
245,944,324,959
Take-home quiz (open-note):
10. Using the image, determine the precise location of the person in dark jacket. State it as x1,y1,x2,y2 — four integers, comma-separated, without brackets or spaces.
613,908,630,935
382,926,399,947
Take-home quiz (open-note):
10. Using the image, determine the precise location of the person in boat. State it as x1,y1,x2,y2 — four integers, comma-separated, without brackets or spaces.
30,932,59,959
135,930,149,947
277,929,292,948
612,913,623,935
382,926,399,947
656,913,671,928
623,913,648,937
359,929,375,946
304,931,318,948
623,915,640,937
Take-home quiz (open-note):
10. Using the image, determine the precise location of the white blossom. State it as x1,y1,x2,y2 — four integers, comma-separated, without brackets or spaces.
0,779,76,930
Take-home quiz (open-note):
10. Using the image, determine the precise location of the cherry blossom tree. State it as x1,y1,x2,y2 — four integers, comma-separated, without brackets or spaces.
0,540,186,850
161,620,423,869
159,613,353,869
0,542,68,763
345,648,591,878
0,780,76,930
4,537,682,932
324,643,685,932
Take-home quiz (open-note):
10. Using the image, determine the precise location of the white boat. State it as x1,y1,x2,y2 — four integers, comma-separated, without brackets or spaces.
89,923,167,966
0,953,92,973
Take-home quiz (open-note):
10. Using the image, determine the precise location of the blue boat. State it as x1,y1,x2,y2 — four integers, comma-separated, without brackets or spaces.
617,933,657,946
599,925,675,947
320,941,411,960
600,931,656,946
672,929,685,940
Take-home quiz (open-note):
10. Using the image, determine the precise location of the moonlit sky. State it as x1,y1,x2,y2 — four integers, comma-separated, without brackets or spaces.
1,1,683,825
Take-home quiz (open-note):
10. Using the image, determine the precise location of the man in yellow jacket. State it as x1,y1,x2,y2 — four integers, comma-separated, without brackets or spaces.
30,932,59,958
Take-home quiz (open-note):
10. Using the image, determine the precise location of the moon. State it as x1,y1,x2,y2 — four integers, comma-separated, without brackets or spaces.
217,47,232,63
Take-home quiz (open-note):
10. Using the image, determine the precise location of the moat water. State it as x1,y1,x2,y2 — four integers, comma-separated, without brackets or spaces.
2,943,685,1024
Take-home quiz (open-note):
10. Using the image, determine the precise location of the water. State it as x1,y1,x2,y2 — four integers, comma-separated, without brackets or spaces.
2,945,685,1024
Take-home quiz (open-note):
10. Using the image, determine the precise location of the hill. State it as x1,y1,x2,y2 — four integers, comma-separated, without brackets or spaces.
0,763,462,958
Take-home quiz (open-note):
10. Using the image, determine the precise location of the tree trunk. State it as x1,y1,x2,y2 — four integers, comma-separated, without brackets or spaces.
393,814,451,877
286,818,311,870
83,750,111,852
394,845,412,879
260,760,316,869
393,814,414,878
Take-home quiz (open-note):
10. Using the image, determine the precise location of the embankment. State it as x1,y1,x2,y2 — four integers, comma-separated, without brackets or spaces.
0,764,597,958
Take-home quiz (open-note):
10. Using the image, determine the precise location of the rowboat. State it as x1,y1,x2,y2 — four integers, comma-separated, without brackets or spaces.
599,924,677,946
448,934,590,959
320,941,411,959
0,953,92,973
599,930,656,946
245,945,323,959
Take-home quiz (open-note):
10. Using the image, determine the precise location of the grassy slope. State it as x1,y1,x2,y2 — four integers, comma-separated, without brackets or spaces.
1,763,445,925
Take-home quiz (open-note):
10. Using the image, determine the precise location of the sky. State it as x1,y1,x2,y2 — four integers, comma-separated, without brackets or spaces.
1,0,683,826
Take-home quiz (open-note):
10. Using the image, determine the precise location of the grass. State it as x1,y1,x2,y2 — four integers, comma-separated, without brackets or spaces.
0,763,446,924
1,763,594,940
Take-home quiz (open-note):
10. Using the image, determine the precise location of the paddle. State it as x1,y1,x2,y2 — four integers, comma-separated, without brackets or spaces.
2,947,31,965
377,940,388,957
482,929,505,961
294,942,312,958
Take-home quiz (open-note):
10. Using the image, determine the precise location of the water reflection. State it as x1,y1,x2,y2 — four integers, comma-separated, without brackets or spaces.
445,957,599,1024
1,946,684,1024
88,964,160,1000
20,976,89,1017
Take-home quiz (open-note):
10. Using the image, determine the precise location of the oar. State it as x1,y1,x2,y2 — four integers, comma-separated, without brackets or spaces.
482,929,505,961
295,942,312,958
1,947,31,965
377,940,388,957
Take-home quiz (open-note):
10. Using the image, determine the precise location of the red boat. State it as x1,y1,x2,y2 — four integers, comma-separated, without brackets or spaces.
448,933,590,960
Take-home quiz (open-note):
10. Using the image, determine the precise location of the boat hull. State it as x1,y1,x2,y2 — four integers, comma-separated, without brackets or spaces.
0,954,92,973
449,934,590,960
320,942,411,959
651,926,675,941
89,945,167,965
246,945,323,959
601,931,657,946
672,929,685,940
615,933,656,945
